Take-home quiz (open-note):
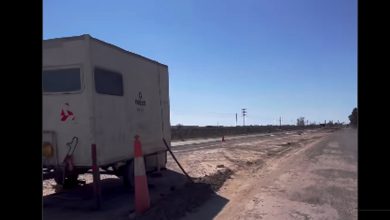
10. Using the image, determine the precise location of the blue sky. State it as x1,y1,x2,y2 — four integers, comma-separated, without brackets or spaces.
43,0,357,126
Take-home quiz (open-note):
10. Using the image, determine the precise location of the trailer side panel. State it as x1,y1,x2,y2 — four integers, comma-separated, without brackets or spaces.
89,38,170,166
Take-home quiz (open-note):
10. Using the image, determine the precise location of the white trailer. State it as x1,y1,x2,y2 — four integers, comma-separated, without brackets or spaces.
42,34,170,186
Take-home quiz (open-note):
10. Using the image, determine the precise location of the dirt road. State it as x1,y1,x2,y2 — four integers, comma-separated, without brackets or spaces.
43,127,355,220
181,128,357,220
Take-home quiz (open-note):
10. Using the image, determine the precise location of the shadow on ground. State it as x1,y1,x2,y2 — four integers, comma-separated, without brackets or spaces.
43,169,229,220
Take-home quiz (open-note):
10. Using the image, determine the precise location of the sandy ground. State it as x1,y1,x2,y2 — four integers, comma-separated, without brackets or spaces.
42,129,315,197
43,173,117,196
43,127,356,220
167,129,328,179
181,128,357,220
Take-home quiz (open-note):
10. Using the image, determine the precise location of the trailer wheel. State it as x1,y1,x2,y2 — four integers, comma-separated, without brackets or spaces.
54,169,65,185
122,160,134,188
54,169,79,186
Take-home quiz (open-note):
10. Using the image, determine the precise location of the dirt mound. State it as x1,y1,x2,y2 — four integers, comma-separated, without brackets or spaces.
135,182,214,220
193,168,234,191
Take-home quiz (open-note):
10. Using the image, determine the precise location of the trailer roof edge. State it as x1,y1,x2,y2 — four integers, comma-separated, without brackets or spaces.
43,34,169,68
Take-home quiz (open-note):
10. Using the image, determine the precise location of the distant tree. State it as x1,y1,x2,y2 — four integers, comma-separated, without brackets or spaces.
297,117,305,126
348,108,358,127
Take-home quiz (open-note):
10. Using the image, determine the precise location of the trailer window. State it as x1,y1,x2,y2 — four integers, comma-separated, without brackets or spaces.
94,68,123,96
43,68,81,93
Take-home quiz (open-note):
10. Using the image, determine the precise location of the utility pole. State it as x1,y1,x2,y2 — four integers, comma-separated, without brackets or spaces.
242,108,247,126
235,113,238,126
279,116,282,128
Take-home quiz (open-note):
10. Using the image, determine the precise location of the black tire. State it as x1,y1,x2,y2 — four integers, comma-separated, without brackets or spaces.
54,168,79,187
122,160,134,188
54,168,65,185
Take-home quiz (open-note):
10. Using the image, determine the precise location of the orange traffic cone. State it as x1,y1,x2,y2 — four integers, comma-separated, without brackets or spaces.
133,135,150,214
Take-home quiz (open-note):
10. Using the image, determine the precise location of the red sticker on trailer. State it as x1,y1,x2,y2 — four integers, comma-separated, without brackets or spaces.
60,103,75,122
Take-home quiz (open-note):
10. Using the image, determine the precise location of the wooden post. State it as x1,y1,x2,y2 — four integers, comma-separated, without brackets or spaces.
91,144,102,209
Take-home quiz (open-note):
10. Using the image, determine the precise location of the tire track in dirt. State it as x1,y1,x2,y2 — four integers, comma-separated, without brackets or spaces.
213,136,329,220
